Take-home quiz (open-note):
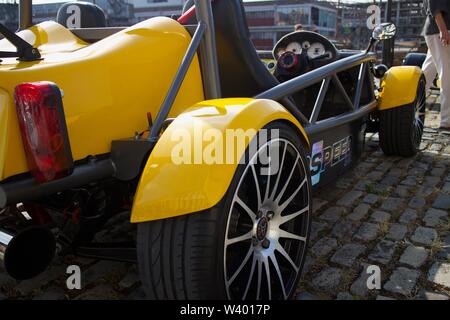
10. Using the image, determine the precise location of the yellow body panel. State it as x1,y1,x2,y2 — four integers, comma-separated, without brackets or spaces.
131,98,308,223
378,66,422,110
0,18,204,180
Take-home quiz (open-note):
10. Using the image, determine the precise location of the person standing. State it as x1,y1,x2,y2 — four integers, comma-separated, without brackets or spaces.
423,0,450,131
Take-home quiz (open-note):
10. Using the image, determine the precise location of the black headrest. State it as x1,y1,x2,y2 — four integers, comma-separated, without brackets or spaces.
57,1,107,28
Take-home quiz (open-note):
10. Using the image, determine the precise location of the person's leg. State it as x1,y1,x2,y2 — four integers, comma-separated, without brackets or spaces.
422,49,437,92
426,34,450,128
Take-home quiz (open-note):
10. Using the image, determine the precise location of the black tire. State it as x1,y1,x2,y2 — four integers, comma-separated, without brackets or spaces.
137,122,312,300
379,76,426,157
402,53,426,68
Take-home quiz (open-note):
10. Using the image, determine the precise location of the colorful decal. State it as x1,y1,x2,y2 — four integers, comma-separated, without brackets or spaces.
309,136,352,185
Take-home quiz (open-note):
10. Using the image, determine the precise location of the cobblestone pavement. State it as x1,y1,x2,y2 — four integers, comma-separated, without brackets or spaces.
0,95,449,300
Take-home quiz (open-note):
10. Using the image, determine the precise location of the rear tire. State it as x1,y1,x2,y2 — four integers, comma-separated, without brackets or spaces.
137,122,312,300
379,76,426,157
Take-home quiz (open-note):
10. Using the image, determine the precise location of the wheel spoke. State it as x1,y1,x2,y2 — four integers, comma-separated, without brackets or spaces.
270,142,287,201
263,257,272,300
278,205,309,225
269,253,287,299
275,155,300,204
242,255,257,300
276,242,299,272
235,196,256,222
278,229,307,242
278,177,307,212
256,259,262,300
250,164,262,209
226,230,253,247
227,244,254,286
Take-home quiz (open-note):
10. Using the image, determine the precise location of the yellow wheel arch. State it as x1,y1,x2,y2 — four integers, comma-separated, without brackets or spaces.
130,98,309,223
378,66,423,111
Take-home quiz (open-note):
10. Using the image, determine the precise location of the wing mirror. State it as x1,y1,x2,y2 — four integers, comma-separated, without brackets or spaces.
372,22,397,41
366,22,396,53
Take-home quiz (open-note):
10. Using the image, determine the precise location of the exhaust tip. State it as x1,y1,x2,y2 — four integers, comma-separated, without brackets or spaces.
2,226,56,280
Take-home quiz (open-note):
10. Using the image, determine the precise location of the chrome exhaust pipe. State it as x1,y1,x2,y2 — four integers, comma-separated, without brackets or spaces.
0,225,56,280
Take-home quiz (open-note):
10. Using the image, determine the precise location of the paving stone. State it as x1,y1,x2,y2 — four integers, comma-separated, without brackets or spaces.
401,176,417,186
312,267,342,292
417,289,449,300
367,170,384,180
431,167,446,176
399,209,418,224
74,284,119,300
82,261,128,287
380,197,404,212
376,295,396,300
384,267,420,296
399,246,428,268
118,267,140,291
370,211,391,223
331,243,366,267
336,190,363,207
15,265,66,295
394,185,411,198
348,204,370,221
33,286,67,300
368,240,397,265
442,182,450,194
0,292,6,300
354,222,379,241
331,220,355,239
312,198,328,213
296,292,318,300
126,286,147,300
355,180,372,191
380,175,399,186
427,262,450,289
408,197,426,209
336,292,353,300
310,221,327,241
424,176,441,187
319,207,346,223
437,234,450,260
417,185,436,197
363,194,378,205
350,264,371,297
423,208,448,227
411,226,438,246
386,223,407,241
0,272,16,287
432,194,450,210
302,256,314,274
311,237,338,257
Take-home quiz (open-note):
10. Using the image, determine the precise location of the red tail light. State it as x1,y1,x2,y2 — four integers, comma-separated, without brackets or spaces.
14,82,73,183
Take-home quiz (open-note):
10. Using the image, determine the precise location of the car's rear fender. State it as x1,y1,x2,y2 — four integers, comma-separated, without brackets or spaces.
130,98,309,223
378,66,423,110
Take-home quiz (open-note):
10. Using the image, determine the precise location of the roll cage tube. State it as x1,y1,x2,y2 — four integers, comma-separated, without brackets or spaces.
19,0,33,30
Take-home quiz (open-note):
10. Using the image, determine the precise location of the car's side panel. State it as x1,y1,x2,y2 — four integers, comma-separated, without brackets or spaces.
130,98,308,223
0,18,205,181
378,66,423,110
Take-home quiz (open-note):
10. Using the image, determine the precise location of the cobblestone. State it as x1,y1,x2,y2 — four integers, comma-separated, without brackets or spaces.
423,208,448,227
319,207,346,223
384,267,420,296
354,222,379,241
386,223,407,241
331,244,366,267
370,211,391,223
411,227,438,246
399,246,428,268
399,209,418,225
312,268,342,293
432,194,450,210
428,262,450,289
368,240,397,265
311,237,338,257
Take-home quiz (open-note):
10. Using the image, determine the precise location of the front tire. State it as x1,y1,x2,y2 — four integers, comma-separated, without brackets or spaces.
137,122,312,300
379,76,426,157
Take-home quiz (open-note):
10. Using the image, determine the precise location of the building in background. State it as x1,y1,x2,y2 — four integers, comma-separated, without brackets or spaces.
0,0,18,31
